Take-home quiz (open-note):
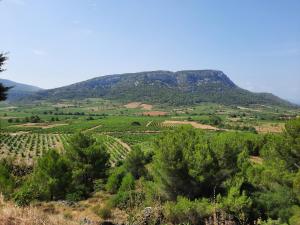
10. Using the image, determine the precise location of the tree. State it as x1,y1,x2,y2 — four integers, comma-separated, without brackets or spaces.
0,160,15,199
0,53,7,73
262,118,300,172
66,133,110,200
14,150,71,205
0,53,10,101
151,128,254,200
124,146,147,179
32,149,72,200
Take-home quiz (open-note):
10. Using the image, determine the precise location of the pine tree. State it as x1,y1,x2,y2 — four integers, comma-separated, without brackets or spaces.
0,53,10,101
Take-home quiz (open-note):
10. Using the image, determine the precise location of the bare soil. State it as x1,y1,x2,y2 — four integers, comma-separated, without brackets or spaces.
162,120,219,130
143,111,167,116
14,123,68,129
124,102,153,110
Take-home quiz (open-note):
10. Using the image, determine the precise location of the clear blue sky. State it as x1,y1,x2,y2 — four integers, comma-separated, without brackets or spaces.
1,0,300,103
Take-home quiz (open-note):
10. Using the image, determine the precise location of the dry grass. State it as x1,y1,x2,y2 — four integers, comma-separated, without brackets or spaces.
254,123,285,133
0,195,77,225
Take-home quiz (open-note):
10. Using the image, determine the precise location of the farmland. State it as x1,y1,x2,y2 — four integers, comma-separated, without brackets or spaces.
0,98,300,225
0,99,299,167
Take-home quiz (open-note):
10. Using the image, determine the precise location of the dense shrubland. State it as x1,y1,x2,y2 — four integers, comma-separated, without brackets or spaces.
0,118,299,224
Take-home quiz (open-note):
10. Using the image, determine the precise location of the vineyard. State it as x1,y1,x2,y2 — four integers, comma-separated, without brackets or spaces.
0,132,131,166
146,120,177,128
95,135,131,165
0,132,69,165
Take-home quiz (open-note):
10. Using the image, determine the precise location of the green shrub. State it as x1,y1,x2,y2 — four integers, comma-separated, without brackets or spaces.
66,132,110,199
105,166,126,194
93,179,105,192
99,206,112,219
0,161,15,199
163,196,213,225
118,173,135,192
110,173,136,208
14,183,38,206
124,147,147,179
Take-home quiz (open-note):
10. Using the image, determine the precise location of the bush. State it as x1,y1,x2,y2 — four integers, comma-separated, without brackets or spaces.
14,183,38,206
124,147,147,179
66,133,110,199
0,161,15,199
93,179,105,192
118,173,135,192
163,196,213,225
95,205,112,219
105,166,126,194
14,150,72,205
110,173,135,208
131,121,141,126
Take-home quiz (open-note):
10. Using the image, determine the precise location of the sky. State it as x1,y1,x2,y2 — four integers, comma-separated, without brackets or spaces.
0,0,300,103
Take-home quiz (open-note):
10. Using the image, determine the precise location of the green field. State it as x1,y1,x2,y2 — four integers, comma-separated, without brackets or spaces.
0,99,299,167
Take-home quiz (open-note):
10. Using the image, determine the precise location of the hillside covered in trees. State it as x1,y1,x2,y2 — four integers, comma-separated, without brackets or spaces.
0,78,42,101
24,70,295,107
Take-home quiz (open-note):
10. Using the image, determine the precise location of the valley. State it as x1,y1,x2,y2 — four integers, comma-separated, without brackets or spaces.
0,74,300,225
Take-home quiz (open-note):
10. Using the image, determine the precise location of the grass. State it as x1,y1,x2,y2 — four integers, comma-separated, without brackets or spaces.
0,194,77,225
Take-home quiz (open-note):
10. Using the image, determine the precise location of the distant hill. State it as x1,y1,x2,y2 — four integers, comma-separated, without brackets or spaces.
0,78,43,101
23,70,294,107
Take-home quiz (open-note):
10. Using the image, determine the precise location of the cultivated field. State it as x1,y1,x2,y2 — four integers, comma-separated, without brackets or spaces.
0,99,299,166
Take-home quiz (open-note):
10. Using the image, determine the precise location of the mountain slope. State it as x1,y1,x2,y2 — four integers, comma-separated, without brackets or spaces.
25,70,294,107
0,78,43,101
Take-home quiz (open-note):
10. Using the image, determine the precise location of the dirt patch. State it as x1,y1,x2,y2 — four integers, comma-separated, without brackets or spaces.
250,156,263,164
52,103,76,108
124,102,153,110
124,102,141,109
84,124,102,133
228,117,241,122
140,104,153,110
162,120,219,130
254,123,285,133
237,106,261,112
143,111,167,116
14,123,68,129
9,131,30,136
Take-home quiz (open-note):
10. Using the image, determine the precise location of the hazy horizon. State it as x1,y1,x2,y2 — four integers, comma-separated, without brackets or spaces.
1,0,299,103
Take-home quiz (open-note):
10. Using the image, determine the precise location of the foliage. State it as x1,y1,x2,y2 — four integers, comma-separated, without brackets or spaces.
110,173,135,208
151,128,254,200
124,146,147,179
13,149,71,205
105,166,127,194
0,53,11,101
163,196,213,225
98,205,112,219
66,133,110,200
0,160,15,199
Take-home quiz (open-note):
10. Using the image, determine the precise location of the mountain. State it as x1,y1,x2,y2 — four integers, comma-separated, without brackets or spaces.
0,78,43,101
24,70,294,107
